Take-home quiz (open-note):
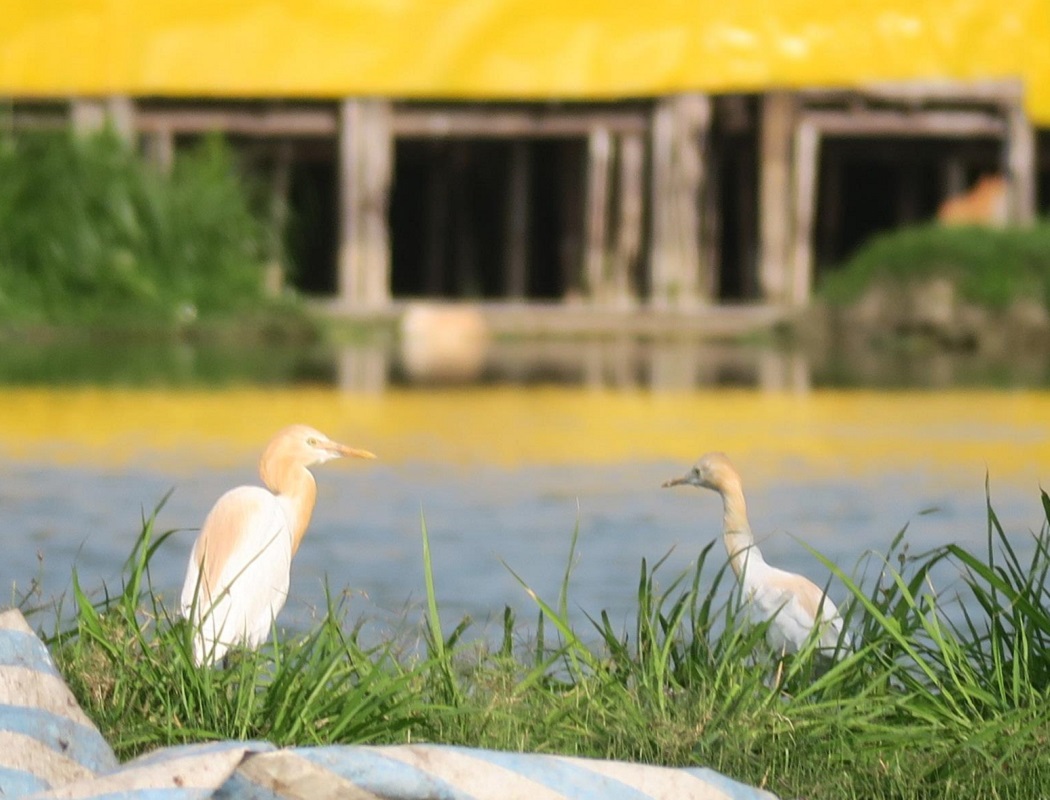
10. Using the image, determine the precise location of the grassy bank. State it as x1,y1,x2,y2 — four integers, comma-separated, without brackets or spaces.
37,491,1050,800
819,222,1050,311
0,129,304,332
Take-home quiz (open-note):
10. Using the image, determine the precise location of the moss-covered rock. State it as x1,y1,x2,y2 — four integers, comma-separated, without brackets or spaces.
818,223,1050,354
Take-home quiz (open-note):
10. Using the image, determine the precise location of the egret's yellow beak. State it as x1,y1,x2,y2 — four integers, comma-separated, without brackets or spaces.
330,442,377,459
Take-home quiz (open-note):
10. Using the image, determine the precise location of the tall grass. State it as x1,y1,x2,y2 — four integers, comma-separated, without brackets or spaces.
0,129,279,326
41,488,1050,799
49,504,431,753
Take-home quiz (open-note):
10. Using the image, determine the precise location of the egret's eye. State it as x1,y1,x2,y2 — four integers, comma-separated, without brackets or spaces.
306,437,319,447
692,466,701,476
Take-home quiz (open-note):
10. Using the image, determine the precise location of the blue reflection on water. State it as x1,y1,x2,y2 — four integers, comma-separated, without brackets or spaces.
4,456,1044,649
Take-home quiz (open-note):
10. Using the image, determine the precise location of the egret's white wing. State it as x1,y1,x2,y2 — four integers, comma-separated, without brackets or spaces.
746,569,848,654
180,486,292,664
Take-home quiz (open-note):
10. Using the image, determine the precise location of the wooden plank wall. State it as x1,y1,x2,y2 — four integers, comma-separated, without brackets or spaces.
50,81,1042,314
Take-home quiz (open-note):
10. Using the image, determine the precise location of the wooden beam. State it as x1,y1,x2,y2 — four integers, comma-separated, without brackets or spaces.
69,99,105,133
106,96,135,141
143,127,175,173
135,107,338,137
1005,104,1037,225
758,92,795,304
337,99,393,310
135,104,650,141
649,98,675,305
799,109,1006,138
70,96,134,141
583,127,613,302
649,94,710,307
801,79,1024,106
789,119,820,307
393,108,647,139
699,137,722,299
681,94,710,303
611,132,645,307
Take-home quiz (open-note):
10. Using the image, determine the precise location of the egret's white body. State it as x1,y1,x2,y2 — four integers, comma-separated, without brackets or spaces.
663,452,849,655
180,424,375,665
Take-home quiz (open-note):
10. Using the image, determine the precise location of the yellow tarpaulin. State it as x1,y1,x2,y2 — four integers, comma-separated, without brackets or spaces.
2,1,1049,123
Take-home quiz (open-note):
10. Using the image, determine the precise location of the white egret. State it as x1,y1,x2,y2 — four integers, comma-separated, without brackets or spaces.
180,424,375,665
663,452,849,657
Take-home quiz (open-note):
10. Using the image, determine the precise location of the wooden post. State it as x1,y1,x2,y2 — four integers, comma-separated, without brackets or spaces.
685,95,711,302
71,96,134,142
338,99,393,309
106,96,135,142
505,140,531,299
789,117,820,307
1004,103,1036,225
143,126,175,173
700,140,722,299
758,92,795,305
611,132,645,307
649,94,710,307
649,102,673,303
71,99,105,133
584,127,612,302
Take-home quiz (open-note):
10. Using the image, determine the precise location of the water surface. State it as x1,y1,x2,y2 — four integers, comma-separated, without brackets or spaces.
3,386,1047,640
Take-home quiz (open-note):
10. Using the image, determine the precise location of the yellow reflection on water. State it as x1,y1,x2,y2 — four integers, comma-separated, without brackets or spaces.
0,387,1047,482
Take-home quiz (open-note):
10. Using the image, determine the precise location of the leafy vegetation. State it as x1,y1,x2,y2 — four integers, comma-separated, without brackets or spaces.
0,336,334,387
820,222,1050,311
0,129,288,327
40,490,1050,800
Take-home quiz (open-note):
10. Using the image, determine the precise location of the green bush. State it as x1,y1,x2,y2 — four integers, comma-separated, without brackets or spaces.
820,223,1050,311
0,129,273,325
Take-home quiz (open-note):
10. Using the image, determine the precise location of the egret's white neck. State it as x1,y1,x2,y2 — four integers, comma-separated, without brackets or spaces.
716,478,762,578
261,459,318,556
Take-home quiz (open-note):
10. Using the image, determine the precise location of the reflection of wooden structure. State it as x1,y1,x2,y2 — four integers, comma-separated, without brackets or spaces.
23,79,1041,315
335,337,811,393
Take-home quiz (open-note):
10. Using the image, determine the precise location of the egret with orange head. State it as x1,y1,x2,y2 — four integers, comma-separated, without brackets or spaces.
180,424,375,666
663,452,849,657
